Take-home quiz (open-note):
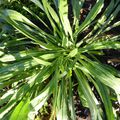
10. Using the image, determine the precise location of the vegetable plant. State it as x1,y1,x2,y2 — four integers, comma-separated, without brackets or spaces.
0,0,120,120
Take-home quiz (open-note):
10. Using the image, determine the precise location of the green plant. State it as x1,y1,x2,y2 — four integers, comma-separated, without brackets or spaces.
0,0,120,120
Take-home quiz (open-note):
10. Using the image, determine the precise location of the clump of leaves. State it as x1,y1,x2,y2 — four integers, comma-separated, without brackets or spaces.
0,0,120,120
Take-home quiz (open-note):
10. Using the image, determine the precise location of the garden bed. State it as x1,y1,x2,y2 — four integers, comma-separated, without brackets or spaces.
0,0,120,120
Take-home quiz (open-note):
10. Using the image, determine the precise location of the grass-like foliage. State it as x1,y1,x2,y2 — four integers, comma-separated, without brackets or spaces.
0,0,120,120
